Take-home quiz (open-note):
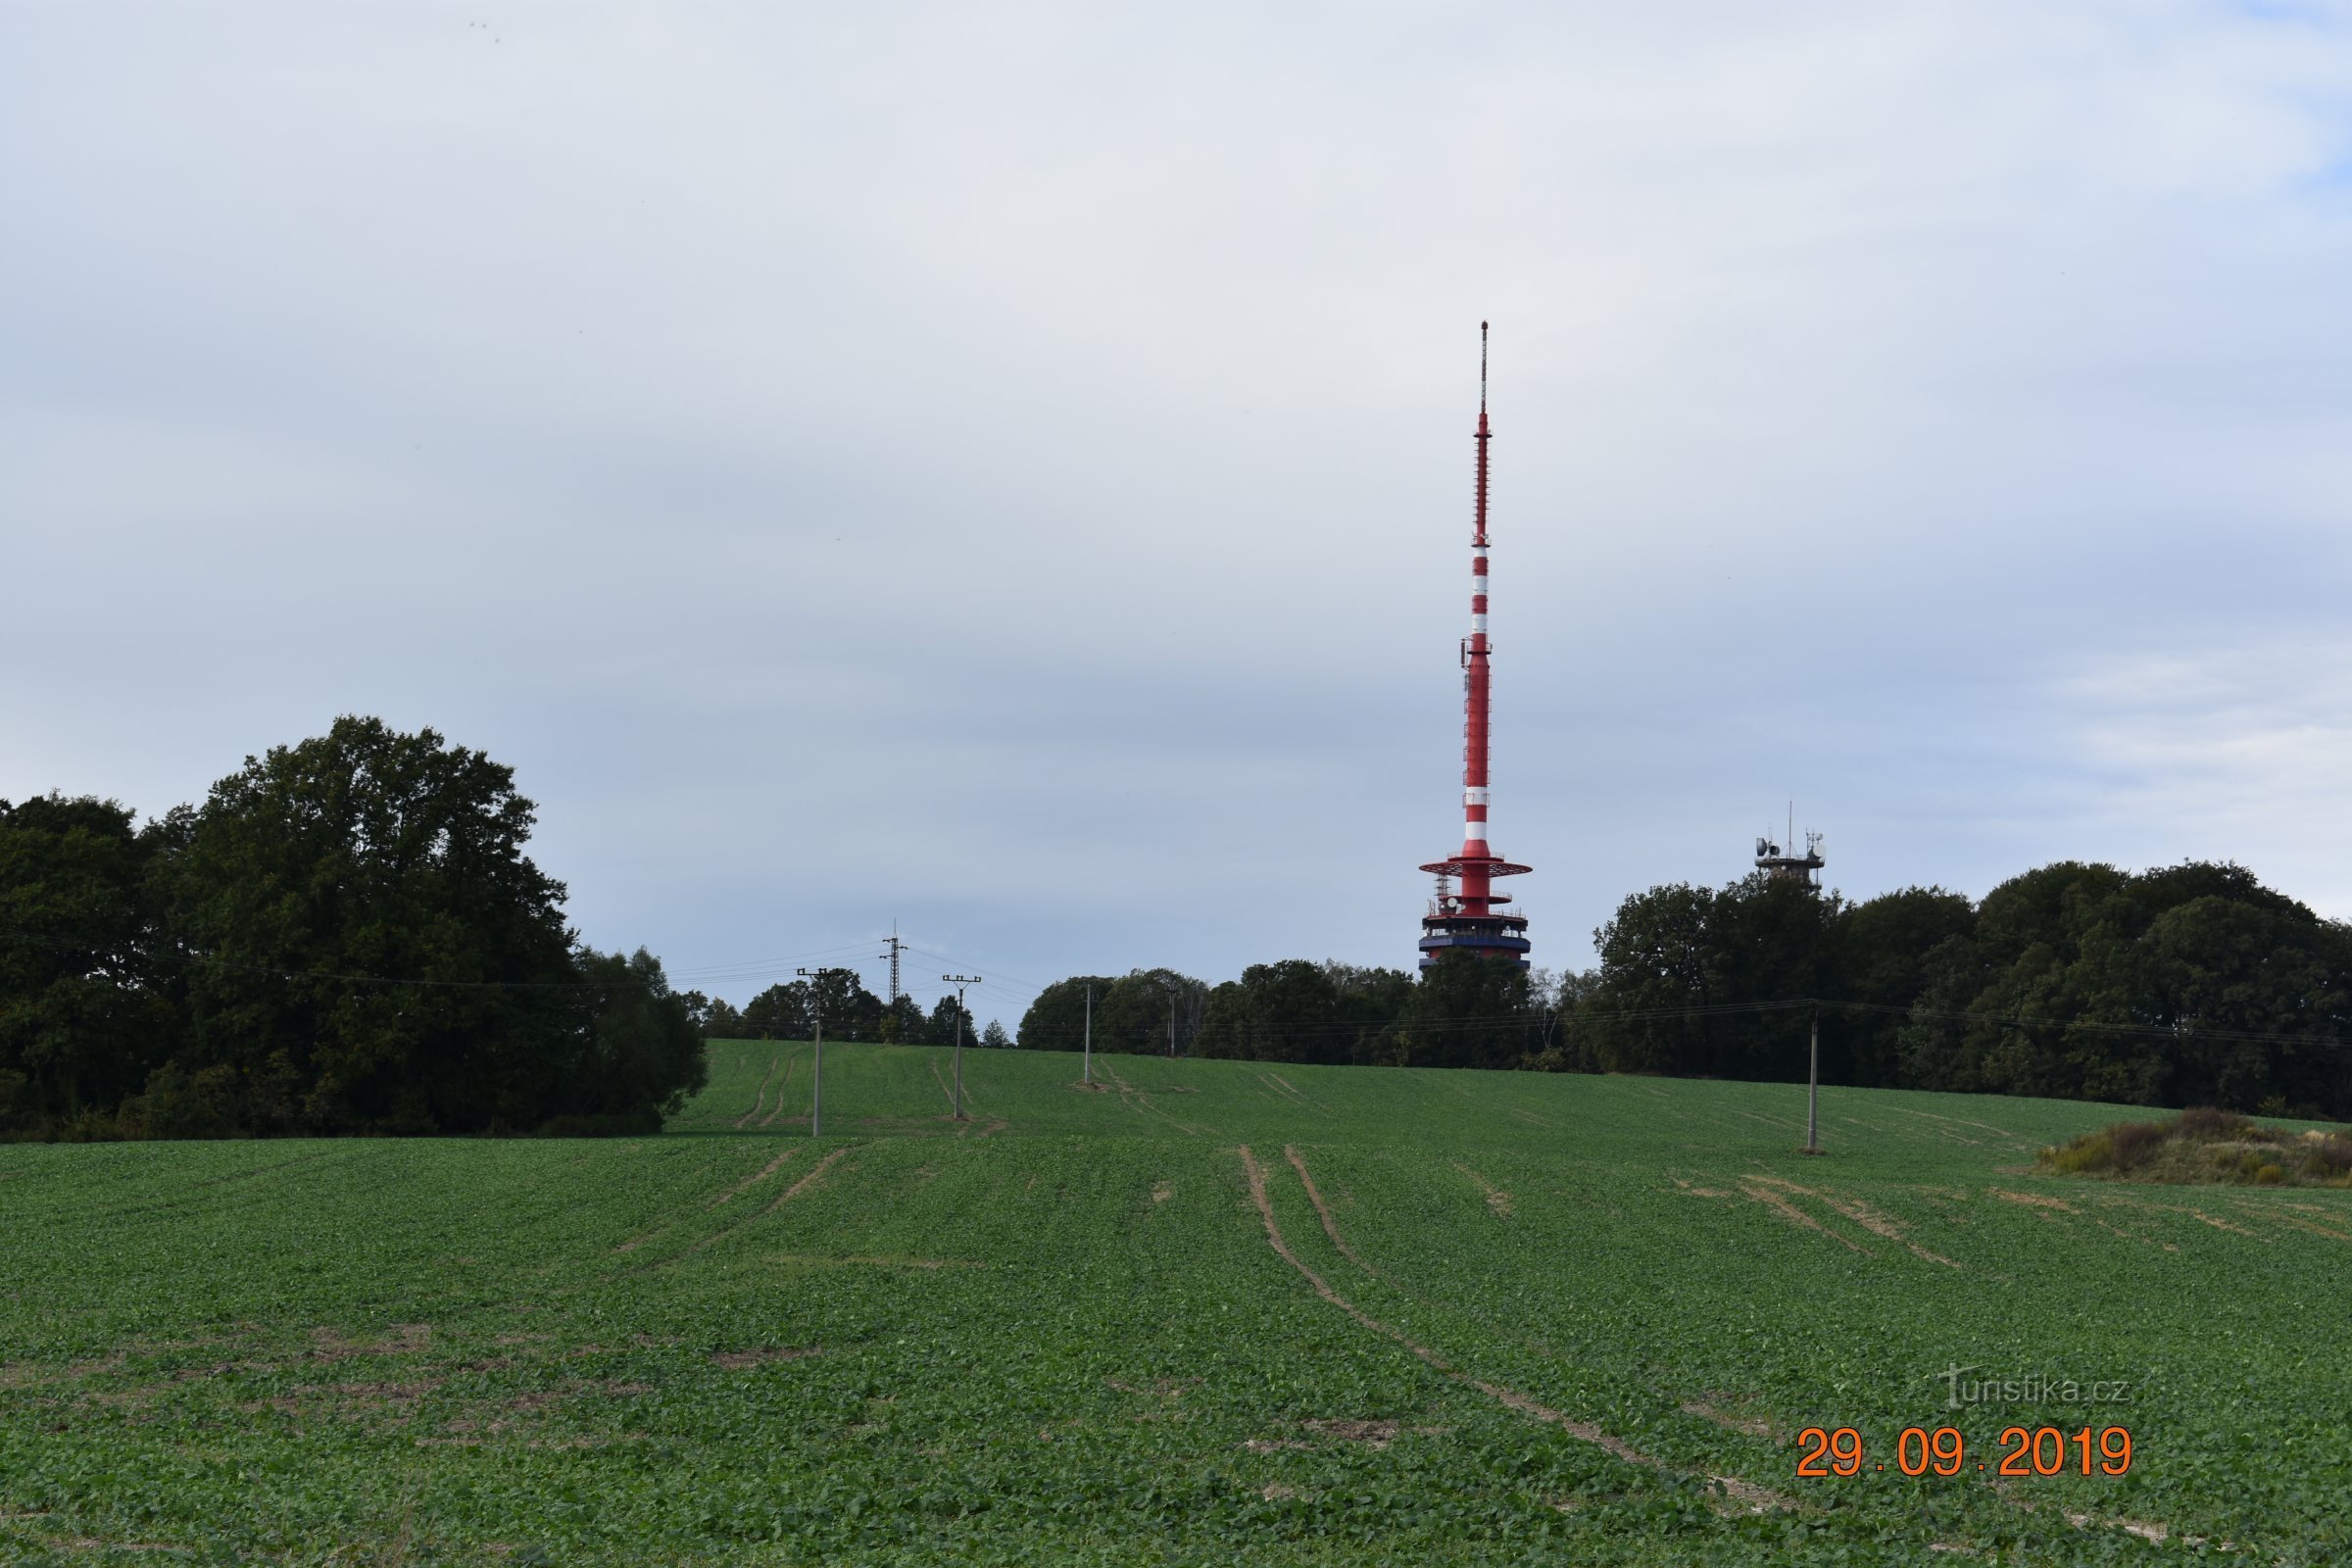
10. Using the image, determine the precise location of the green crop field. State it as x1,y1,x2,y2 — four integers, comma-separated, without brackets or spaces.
3,1042,2347,1564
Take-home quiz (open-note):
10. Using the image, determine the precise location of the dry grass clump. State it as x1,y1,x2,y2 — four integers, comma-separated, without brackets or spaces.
2178,1104,2254,1140
2040,1107,2352,1188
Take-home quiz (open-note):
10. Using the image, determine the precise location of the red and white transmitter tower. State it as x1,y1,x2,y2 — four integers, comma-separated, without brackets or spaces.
1418,323,1532,970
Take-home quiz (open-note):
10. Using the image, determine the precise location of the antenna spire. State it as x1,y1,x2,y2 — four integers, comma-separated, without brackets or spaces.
1479,319,1489,416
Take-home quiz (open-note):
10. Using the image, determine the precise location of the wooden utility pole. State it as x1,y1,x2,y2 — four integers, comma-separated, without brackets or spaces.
798,966,855,1138
1805,1003,1821,1153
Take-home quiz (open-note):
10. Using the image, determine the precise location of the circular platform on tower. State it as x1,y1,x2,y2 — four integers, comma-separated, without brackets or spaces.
1418,857,1532,878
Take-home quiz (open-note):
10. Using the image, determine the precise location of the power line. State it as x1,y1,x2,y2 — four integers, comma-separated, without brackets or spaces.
664,940,891,982
0,925,653,992
902,944,1045,995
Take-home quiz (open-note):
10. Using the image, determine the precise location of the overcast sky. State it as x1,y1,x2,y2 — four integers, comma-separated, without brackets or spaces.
7,2,2352,1024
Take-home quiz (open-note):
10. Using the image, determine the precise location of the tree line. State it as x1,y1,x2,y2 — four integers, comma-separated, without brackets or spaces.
1575,860,2352,1117
1014,960,1548,1070
707,977,1008,1052
0,717,707,1141
1015,861,2352,1120
17,719,2344,1137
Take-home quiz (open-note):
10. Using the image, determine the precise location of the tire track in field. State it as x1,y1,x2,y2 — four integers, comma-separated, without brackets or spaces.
930,1056,993,1124
1433,1074,1559,1130
1450,1161,1514,1216
1742,1175,1958,1267
1889,1105,2017,1140
1250,1071,1302,1112
1268,1071,1340,1117
1263,1152,2161,1554
1282,1146,1374,1274
710,1146,801,1207
760,1146,850,1214
628,1147,851,1272
733,1054,780,1130
1736,1181,1873,1253
1103,1064,1204,1137
86,1150,366,1223
1237,1145,1795,1517
1258,1072,1339,1120
759,1050,801,1128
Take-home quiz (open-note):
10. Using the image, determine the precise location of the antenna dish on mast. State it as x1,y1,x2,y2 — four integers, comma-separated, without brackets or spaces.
1753,814,1827,888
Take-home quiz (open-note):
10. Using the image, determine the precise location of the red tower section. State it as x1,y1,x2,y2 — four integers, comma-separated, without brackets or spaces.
1419,323,1531,970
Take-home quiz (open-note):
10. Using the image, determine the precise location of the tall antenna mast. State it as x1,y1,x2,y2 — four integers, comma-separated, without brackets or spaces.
1417,322,1532,971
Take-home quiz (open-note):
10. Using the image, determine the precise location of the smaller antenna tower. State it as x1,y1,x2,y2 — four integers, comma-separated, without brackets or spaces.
1753,806,1827,888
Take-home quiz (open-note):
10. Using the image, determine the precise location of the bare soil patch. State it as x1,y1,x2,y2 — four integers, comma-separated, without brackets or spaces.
1682,1399,1772,1438
1989,1188,2075,1211
1668,1177,1731,1199
307,1323,431,1362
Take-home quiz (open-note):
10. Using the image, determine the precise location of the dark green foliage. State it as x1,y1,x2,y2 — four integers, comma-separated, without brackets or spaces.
1012,974,1116,1052
1197,960,1341,1062
877,994,926,1044
1,718,705,1139
1096,967,1206,1055
1576,858,2352,1118
155,717,581,1134
1830,886,1975,1086
1193,959,1417,1066
1385,952,1543,1069
1018,969,1203,1054
743,971,884,1043
564,947,710,1124
1581,875,1837,1078
925,993,974,1049
0,794,178,1125
1067,956,1534,1071
739,981,807,1039
680,990,744,1039
1891,866,2352,1115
